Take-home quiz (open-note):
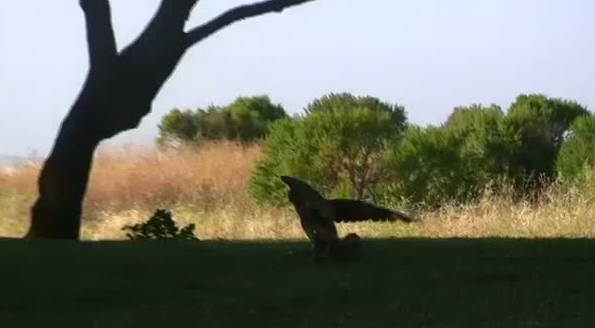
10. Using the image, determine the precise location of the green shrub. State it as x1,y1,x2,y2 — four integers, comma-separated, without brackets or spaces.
250,94,408,205
156,108,202,147
556,114,595,186
304,92,407,131
122,209,199,241
157,95,287,146
384,125,468,207
444,104,512,176
384,105,512,208
503,94,589,192
226,95,287,142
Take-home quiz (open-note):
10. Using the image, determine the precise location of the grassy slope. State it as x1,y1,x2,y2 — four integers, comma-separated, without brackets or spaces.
1,238,594,327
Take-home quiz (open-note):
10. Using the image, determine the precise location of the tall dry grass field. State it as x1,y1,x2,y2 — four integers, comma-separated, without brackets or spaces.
1,141,595,240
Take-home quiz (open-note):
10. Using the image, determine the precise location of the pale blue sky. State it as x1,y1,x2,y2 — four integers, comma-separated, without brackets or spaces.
1,0,594,157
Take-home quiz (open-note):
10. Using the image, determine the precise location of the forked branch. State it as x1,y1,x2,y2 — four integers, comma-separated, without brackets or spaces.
186,0,317,46
80,0,117,68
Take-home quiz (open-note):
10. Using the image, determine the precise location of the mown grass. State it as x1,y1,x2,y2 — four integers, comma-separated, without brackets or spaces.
1,237,594,327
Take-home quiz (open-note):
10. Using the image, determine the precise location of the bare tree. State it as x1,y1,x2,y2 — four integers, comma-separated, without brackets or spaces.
26,0,318,239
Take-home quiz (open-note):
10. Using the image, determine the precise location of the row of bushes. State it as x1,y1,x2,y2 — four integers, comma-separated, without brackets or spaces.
157,95,287,146
158,92,595,209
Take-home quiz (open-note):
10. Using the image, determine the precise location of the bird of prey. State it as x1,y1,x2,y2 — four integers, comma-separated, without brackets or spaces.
280,175,416,259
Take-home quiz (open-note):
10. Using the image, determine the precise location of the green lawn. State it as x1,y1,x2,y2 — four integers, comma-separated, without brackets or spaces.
1,238,594,327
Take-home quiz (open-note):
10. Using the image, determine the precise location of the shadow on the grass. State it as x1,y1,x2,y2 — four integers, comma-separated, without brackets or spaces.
0,237,594,327
2,236,594,262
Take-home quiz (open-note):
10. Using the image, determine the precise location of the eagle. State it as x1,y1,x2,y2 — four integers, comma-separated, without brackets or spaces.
280,175,416,259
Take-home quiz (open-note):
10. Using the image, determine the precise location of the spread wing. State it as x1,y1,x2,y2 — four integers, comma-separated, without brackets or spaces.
328,199,416,223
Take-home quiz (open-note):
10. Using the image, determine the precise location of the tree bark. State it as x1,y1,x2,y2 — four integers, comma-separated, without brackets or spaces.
27,0,319,239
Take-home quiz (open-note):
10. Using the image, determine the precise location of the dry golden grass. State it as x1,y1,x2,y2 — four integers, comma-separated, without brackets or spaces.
86,141,260,212
1,141,595,240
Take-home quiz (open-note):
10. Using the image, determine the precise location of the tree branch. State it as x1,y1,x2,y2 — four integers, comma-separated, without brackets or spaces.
80,0,117,68
185,0,317,47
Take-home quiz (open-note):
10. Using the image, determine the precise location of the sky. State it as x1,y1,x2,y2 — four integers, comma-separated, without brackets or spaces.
0,0,594,157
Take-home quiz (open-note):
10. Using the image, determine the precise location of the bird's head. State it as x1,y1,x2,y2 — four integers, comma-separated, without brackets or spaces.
279,175,325,207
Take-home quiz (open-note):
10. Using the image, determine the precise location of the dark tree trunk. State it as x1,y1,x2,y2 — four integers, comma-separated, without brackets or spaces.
26,0,318,239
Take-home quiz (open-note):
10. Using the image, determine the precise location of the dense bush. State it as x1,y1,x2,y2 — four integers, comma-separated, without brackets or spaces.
305,92,408,131
154,91,592,209
156,108,202,146
157,95,287,146
383,105,509,207
556,114,595,186
385,97,590,206
250,94,408,205
248,93,592,208
225,95,288,141
383,125,460,207
443,104,513,179
122,209,199,241
503,94,589,193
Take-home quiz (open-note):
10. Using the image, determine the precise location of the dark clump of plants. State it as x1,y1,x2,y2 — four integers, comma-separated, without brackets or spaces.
122,209,199,241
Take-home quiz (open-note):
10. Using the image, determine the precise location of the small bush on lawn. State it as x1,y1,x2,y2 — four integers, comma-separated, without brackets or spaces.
122,209,199,241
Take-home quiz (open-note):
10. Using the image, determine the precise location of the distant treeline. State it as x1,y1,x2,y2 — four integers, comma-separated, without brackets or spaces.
157,92,595,209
